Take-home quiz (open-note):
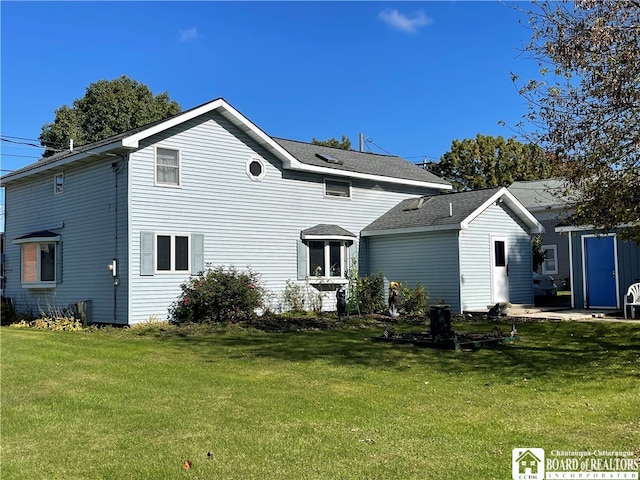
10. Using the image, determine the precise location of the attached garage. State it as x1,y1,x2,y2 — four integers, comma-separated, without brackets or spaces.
361,187,544,314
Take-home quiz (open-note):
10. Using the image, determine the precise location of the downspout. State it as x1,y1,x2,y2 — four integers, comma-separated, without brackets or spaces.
111,157,125,323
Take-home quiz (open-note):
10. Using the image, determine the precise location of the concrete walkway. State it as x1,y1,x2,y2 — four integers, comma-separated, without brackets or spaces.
465,305,640,323
508,307,640,323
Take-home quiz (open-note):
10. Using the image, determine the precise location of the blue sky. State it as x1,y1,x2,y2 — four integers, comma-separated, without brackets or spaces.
1,1,538,176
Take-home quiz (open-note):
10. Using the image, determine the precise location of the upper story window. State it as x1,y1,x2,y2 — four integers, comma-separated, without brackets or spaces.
246,156,266,181
324,178,351,198
156,147,180,186
54,173,64,194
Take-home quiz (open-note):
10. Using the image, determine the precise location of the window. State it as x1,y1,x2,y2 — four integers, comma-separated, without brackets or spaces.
324,179,350,198
156,234,190,272
21,242,56,285
494,240,506,267
156,147,180,186
306,240,350,279
140,232,204,276
246,156,266,181
54,173,64,194
542,244,558,275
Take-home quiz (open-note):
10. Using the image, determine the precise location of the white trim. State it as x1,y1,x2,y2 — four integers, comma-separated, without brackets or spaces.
541,244,559,275
490,235,509,304
460,187,544,234
324,177,351,199
13,235,61,244
361,223,462,237
154,233,191,273
3,98,453,191
305,240,349,280
556,222,636,233
19,241,58,287
568,233,575,308
301,234,355,241
54,172,64,194
245,156,266,181
155,146,181,187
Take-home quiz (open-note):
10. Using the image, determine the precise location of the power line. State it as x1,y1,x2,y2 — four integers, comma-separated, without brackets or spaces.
0,153,40,159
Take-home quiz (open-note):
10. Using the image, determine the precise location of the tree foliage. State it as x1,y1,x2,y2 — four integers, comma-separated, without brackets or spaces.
429,134,561,191
311,135,352,150
39,75,181,157
515,0,640,241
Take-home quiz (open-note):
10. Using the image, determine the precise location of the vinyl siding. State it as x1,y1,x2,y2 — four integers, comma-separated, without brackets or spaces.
363,230,461,313
569,230,640,309
3,158,129,324
459,203,534,310
127,112,439,323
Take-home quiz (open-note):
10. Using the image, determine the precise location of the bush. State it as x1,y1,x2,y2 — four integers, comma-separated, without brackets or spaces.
356,272,386,315
9,317,85,331
169,266,266,325
399,282,429,316
282,280,306,313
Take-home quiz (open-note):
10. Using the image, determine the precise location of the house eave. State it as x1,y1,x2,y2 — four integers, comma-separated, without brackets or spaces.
361,223,462,237
555,222,636,233
287,163,453,190
460,187,545,234
1,142,133,184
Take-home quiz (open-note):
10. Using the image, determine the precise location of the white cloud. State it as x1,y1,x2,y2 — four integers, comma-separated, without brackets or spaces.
378,9,432,34
179,27,198,42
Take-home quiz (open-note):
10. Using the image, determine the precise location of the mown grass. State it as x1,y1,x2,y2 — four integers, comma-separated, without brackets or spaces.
1,319,639,479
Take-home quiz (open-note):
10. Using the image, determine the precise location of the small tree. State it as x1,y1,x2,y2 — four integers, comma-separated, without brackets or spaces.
356,272,386,315
398,282,429,316
532,235,545,272
169,266,265,325
311,135,352,150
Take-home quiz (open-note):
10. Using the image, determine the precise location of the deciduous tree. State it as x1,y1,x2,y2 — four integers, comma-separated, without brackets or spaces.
39,75,181,156
515,0,640,241
429,134,560,191
311,135,352,150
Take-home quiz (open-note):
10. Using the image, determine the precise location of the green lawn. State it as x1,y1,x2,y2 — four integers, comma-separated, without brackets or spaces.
2,319,639,479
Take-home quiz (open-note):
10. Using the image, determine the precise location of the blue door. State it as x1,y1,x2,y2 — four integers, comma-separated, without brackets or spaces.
583,235,618,308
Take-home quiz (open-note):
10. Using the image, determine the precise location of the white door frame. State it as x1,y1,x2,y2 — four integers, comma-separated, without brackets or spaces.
491,235,509,303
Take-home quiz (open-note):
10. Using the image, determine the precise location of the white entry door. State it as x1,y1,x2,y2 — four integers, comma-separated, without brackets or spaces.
492,236,509,303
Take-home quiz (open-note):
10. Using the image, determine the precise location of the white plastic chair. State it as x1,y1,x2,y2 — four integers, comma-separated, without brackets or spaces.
624,283,640,319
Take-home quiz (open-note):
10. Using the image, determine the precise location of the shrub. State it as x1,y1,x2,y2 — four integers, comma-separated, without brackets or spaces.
169,266,266,325
399,282,429,316
282,280,306,313
9,316,85,331
356,272,386,315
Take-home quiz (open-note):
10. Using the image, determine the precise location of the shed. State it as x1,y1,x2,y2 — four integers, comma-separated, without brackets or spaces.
361,187,544,314
555,224,640,311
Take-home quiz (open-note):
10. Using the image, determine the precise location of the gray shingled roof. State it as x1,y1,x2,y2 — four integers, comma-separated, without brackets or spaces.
301,224,356,238
362,188,504,233
2,98,451,189
273,138,450,186
509,178,570,211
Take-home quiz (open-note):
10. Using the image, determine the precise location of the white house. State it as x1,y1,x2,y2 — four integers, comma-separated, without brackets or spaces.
2,98,453,324
361,187,544,314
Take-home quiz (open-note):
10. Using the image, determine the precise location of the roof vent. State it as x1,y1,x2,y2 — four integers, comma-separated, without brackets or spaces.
403,197,427,211
316,153,343,165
